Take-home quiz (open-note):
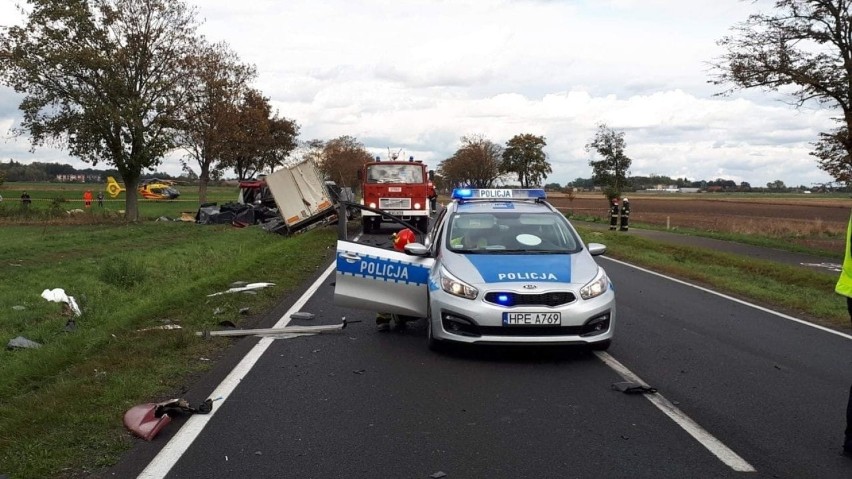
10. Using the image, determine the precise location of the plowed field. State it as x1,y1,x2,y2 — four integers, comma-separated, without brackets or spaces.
547,193,851,254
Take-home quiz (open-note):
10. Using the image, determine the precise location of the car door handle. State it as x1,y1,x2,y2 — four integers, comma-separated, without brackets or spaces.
340,253,361,262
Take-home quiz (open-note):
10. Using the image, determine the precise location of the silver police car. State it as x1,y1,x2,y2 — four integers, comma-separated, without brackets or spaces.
334,188,615,350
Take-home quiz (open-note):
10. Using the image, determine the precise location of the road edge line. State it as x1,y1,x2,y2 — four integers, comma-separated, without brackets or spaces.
600,256,852,341
595,351,756,473
137,261,338,479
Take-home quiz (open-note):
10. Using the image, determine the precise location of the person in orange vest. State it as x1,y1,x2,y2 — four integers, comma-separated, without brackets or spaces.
83,190,93,208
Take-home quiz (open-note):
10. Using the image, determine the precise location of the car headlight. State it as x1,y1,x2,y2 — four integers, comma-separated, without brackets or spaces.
580,267,609,300
439,266,478,300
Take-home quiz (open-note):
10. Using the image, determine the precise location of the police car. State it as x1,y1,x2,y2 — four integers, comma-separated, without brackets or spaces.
334,188,615,350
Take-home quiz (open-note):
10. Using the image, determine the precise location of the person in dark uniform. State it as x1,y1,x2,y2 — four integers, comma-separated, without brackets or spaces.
609,197,619,231
20,191,31,209
833,212,852,457
620,197,630,231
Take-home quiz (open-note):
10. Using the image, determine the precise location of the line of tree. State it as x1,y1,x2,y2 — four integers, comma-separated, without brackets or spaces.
437,133,551,189
0,0,300,219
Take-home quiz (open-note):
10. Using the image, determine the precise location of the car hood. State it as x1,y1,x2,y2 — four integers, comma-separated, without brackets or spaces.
441,250,599,288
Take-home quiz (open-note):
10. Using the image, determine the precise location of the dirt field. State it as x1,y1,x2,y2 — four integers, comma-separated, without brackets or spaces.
546,193,852,254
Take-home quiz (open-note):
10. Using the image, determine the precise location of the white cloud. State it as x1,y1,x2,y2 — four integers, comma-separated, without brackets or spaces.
0,0,838,186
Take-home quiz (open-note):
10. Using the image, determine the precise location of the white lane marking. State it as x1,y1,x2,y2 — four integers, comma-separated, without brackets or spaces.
601,256,852,341
595,351,756,473
138,261,338,479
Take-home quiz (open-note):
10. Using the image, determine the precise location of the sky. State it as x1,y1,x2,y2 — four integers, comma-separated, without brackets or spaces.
0,0,840,188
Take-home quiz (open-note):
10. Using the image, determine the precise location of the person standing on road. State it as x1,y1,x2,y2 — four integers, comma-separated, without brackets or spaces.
833,212,852,457
609,197,619,231
375,228,416,332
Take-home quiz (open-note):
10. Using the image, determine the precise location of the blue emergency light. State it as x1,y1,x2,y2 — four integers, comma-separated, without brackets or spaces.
451,188,547,200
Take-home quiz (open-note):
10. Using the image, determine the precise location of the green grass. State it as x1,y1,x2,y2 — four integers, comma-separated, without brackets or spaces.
0,222,337,478
576,226,846,328
0,181,237,221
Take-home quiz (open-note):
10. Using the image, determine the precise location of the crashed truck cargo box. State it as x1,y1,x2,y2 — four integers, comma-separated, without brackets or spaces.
265,159,336,234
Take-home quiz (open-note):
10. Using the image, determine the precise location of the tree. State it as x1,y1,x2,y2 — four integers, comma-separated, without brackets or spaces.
0,0,200,220
585,124,632,201
313,136,373,190
500,133,551,187
217,89,299,181
767,179,787,190
711,1,852,184
177,41,256,203
438,134,504,188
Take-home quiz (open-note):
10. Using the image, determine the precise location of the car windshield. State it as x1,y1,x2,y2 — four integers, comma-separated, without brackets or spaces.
446,211,581,254
366,164,424,184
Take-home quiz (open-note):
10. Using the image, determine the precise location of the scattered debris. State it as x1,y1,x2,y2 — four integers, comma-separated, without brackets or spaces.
430,472,447,478
352,369,366,375
239,307,250,315
611,382,657,395
123,397,216,441
197,319,358,339
136,325,183,333
207,282,276,297
290,312,315,321
64,319,77,333
218,320,237,328
11,305,25,311
213,307,224,315
41,288,82,317
7,336,42,350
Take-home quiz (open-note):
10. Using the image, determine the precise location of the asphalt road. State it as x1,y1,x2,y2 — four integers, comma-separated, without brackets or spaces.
102,224,852,479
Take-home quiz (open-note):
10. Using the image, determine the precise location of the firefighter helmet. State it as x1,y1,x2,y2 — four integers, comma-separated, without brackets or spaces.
392,228,416,251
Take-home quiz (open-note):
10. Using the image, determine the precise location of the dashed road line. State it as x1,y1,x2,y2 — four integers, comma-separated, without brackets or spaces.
595,351,756,473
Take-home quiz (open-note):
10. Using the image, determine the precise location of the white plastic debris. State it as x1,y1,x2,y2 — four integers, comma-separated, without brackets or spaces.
41,288,82,317
207,282,276,297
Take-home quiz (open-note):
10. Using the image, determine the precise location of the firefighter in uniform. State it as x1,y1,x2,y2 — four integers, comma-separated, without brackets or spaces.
834,213,852,457
609,198,620,230
376,228,417,331
620,197,630,231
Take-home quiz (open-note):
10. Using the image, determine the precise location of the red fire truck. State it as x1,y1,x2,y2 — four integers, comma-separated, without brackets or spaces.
359,153,434,234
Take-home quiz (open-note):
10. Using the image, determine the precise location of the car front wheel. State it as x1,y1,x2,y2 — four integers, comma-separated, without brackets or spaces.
426,302,444,351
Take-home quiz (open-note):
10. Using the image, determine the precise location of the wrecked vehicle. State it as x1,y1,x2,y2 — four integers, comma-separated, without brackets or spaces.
200,158,339,235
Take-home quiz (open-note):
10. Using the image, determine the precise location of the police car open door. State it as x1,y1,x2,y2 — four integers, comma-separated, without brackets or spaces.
334,240,434,317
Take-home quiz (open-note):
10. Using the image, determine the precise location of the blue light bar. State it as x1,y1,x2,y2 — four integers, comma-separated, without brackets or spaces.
451,188,546,200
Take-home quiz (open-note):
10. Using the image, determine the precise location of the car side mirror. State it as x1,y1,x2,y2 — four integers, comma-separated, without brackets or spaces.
587,243,607,256
404,243,430,256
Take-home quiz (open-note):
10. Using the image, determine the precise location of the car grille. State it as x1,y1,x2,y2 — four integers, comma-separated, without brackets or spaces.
484,291,575,307
477,325,583,336
379,198,411,209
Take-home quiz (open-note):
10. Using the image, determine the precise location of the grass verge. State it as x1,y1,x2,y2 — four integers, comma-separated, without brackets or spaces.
0,222,337,478
576,227,847,330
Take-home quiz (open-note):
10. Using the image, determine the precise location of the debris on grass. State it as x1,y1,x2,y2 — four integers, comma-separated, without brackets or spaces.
7,336,42,350
207,282,275,297
41,288,82,317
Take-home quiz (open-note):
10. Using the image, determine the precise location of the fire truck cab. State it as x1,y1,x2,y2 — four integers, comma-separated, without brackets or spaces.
360,153,434,234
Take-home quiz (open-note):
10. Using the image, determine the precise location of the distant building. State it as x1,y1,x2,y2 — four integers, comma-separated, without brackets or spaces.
55,174,101,183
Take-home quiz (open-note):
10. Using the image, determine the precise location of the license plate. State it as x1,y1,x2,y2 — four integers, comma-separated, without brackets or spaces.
388,187,402,192
502,312,561,326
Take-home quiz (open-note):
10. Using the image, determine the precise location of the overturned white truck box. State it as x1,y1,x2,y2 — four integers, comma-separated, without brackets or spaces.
264,159,337,235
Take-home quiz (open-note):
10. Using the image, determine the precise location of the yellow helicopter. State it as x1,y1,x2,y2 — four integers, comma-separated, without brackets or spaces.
106,176,181,200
